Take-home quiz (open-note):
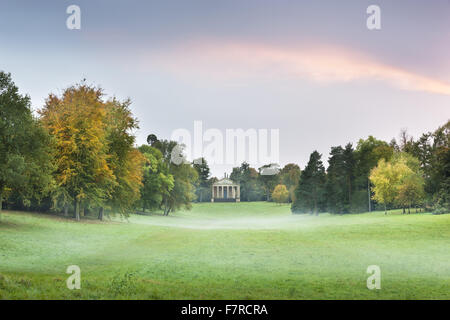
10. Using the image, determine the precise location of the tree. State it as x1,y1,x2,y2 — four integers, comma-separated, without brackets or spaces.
193,158,211,202
138,144,174,212
258,163,280,201
40,83,116,220
0,71,54,220
407,121,449,213
353,136,393,212
325,143,355,214
163,159,198,215
391,153,425,214
279,163,301,202
272,184,289,204
325,146,347,214
397,173,425,214
369,157,411,214
230,162,264,201
147,135,198,215
291,151,326,215
102,98,144,218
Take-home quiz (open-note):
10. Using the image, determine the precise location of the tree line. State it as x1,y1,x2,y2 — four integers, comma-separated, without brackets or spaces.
290,126,449,215
195,123,448,216
0,72,198,220
0,71,448,220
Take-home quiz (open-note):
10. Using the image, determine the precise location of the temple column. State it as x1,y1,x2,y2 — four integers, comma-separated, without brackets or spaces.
237,186,240,202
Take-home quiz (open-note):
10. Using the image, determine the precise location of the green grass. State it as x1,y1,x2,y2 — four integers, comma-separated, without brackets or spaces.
0,202,449,299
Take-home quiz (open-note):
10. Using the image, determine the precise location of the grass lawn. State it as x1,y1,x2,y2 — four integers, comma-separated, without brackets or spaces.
0,202,449,299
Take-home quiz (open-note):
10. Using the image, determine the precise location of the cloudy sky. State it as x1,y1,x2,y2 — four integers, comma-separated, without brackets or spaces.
1,0,449,176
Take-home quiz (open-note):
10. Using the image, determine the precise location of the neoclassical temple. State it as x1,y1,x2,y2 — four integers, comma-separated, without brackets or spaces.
211,175,240,202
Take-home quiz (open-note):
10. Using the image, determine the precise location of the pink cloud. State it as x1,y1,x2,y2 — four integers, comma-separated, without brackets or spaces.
141,40,450,95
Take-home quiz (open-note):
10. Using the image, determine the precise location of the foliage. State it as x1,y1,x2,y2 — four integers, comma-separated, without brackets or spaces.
272,184,289,204
369,154,421,215
291,151,326,215
258,164,280,201
0,71,54,217
279,163,301,202
230,162,264,201
39,83,143,220
325,144,355,214
103,99,144,216
138,145,174,212
193,157,211,202
146,136,198,215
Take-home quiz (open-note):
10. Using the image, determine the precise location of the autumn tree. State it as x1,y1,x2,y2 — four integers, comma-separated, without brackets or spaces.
40,84,116,220
101,98,144,219
392,153,425,214
353,136,393,212
279,163,301,202
272,184,289,204
369,157,412,215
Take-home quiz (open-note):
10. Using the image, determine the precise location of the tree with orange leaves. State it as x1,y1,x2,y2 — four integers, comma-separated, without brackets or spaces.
40,83,116,220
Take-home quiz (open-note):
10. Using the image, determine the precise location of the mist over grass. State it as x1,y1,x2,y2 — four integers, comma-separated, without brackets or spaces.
0,202,449,299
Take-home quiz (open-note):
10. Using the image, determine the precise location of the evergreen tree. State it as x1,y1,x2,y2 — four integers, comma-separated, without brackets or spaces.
326,146,347,213
193,157,211,202
291,151,326,215
325,144,355,213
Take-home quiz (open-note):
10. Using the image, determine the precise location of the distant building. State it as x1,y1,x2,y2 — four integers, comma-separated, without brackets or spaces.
211,174,240,202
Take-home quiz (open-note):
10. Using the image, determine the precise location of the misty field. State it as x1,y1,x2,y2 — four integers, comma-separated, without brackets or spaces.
0,202,449,299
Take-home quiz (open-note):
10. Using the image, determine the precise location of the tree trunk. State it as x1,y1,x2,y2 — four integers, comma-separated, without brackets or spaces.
384,204,387,215
81,205,85,217
348,178,352,208
98,207,104,221
75,200,80,221
0,191,3,222
313,192,318,216
408,204,411,214
402,207,405,214
64,204,69,217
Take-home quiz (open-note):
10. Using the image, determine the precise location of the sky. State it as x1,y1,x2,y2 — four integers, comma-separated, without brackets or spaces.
1,0,449,177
